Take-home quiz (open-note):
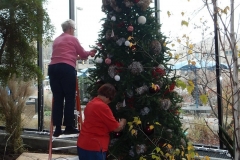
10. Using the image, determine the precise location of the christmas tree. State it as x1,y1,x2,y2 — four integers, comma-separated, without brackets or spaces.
86,0,189,159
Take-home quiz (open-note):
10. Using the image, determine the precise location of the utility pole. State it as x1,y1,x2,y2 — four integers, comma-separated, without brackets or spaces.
69,0,75,20
213,0,223,149
154,0,160,32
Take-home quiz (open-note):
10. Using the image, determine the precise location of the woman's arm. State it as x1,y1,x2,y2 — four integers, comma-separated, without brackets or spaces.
113,118,127,132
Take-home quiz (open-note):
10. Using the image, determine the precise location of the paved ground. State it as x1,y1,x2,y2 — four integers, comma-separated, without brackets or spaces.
17,152,78,160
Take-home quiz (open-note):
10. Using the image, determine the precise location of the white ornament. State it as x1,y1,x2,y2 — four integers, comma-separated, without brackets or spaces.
141,107,150,116
95,57,103,63
111,16,116,21
114,75,120,81
138,16,146,24
83,98,89,102
125,40,130,46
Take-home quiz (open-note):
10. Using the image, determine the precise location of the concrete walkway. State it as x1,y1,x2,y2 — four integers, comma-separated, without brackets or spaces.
17,152,78,160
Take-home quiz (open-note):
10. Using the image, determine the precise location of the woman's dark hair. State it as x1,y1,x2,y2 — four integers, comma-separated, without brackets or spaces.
97,83,116,101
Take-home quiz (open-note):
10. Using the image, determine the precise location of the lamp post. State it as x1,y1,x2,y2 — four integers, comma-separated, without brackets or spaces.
75,7,83,38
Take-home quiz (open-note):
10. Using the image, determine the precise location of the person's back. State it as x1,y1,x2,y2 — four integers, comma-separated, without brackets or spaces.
48,19,96,137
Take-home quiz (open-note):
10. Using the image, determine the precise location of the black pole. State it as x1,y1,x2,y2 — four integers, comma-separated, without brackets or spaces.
69,0,75,20
37,41,44,132
213,0,223,149
154,0,160,32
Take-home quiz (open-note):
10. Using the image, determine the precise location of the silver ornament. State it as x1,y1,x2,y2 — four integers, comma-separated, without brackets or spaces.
128,61,144,74
160,99,172,110
135,85,148,95
108,65,116,78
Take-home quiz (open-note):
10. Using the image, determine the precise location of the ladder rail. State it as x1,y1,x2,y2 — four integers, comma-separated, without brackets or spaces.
75,78,83,131
48,75,82,160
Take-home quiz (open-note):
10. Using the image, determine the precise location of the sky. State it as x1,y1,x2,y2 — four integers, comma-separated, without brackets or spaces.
45,0,240,51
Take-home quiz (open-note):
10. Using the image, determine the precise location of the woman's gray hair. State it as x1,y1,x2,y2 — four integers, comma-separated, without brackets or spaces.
61,19,75,32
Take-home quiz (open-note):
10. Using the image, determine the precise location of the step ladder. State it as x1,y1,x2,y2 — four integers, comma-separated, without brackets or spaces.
48,76,83,160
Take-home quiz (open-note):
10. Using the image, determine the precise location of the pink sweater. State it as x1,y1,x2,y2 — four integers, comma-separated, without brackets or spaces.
50,33,90,68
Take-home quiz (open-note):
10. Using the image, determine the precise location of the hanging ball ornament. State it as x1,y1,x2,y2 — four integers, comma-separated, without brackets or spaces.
114,75,120,81
111,16,116,21
150,40,162,55
144,123,154,136
138,16,146,24
125,40,131,46
160,99,172,110
105,58,111,65
95,57,103,63
149,83,160,93
83,97,89,103
127,25,134,32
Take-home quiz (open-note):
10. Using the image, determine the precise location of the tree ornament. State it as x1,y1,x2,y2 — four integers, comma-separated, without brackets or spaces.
136,0,151,11
131,45,137,52
115,62,124,72
160,99,172,110
83,97,89,103
150,40,162,54
111,29,115,37
152,67,165,78
114,75,120,81
116,102,124,110
105,58,111,65
125,40,130,46
149,83,160,93
143,123,154,136
127,25,134,32
116,38,126,46
138,16,146,24
105,30,112,40
126,90,133,98
124,0,134,7
117,21,125,28
108,65,117,78
136,144,147,155
128,61,144,74
95,57,103,63
111,16,116,21
140,107,150,116
135,85,148,95
129,147,135,157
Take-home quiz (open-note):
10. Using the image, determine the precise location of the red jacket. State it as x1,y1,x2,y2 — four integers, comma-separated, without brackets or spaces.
77,97,119,152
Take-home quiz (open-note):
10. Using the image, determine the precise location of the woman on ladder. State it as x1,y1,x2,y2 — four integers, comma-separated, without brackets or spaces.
48,19,96,137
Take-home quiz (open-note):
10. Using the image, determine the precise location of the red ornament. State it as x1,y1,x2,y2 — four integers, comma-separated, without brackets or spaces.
152,67,165,78
127,25,134,32
169,83,175,91
117,22,125,28
149,84,160,93
115,62,124,73
126,97,134,108
144,123,154,135
130,45,137,52
105,58,111,65
134,0,140,3
164,83,176,95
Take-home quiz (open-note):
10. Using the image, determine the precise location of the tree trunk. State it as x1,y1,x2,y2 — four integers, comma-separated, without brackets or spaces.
230,0,240,159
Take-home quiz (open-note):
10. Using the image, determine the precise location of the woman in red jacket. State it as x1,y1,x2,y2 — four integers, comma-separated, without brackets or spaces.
77,83,126,160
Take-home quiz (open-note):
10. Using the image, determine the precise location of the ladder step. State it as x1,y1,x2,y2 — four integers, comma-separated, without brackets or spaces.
52,146,76,150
